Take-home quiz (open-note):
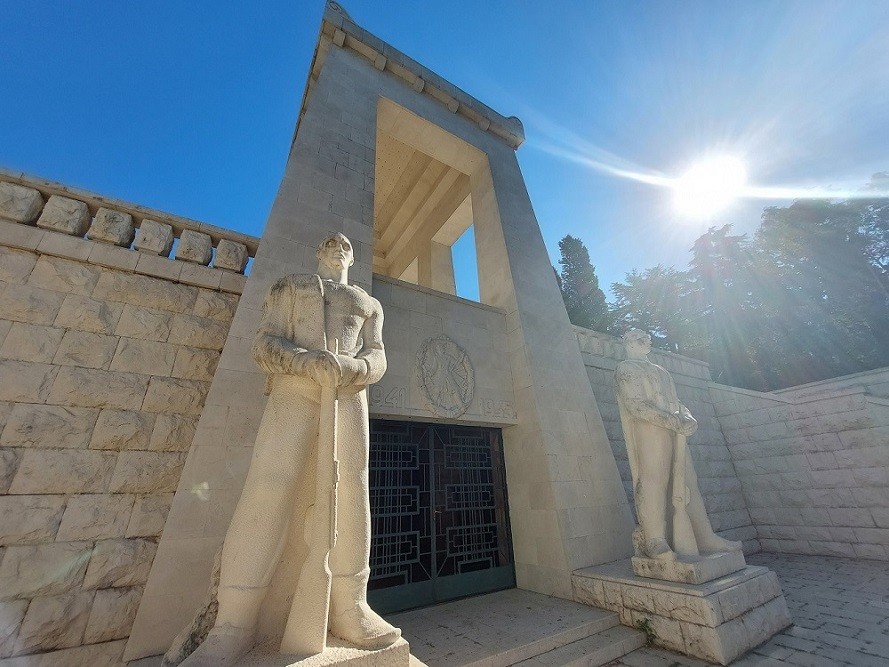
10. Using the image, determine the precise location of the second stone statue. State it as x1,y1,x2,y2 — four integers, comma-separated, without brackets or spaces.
615,329,742,578
178,233,401,666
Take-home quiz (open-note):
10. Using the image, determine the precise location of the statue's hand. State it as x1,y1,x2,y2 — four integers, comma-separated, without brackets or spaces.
666,413,684,432
292,350,342,387
677,412,698,437
335,355,368,387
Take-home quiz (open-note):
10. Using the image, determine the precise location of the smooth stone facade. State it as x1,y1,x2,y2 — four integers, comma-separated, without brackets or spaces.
573,559,792,665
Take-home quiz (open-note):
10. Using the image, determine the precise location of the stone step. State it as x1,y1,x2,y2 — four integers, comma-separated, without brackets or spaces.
513,625,646,667
390,588,631,666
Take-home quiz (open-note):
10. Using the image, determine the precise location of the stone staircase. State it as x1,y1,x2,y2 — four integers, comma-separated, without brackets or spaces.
390,588,645,666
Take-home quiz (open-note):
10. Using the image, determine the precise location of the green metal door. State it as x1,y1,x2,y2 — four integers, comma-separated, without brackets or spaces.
366,421,515,614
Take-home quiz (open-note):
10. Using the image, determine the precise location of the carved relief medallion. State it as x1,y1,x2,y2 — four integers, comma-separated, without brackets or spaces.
416,335,474,418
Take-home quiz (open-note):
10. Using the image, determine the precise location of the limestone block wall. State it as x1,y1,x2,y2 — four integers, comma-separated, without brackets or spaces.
711,380,889,561
0,174,254,663
574,327,760,553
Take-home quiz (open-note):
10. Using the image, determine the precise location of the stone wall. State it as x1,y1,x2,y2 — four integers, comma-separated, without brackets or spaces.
574,328,759,553
0,175,255,664
711,379,889,561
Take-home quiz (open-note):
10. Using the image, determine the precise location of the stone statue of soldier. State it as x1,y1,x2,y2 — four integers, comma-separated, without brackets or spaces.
180,233,400,665
615,329,741,561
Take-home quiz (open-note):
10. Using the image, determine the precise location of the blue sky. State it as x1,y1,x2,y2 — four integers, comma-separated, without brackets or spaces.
2,1,887,300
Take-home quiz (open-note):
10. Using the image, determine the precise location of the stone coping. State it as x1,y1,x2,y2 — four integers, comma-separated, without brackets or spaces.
574,325,714,382
1,173,255,287
299,1,525,149
772,365,889,395
709,381,795,404
373,273,507,315
0,168,260,254
0,219,246,294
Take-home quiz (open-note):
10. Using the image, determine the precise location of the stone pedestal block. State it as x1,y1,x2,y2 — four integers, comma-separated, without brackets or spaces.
88,208,135,246
214,239,249,272
135,219,175,256
175,230,212,265
238,637,410,667
36,195,90,236
632,550,746,585
0,182,44,223
573,559,792,665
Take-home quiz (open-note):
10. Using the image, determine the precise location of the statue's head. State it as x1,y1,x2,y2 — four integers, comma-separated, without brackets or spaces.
317,232,355,274
622,329,652,357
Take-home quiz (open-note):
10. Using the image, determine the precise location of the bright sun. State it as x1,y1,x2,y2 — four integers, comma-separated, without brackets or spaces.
673,156,747,219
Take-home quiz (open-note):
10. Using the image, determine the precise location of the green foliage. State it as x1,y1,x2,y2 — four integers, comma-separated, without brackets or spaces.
635,617,656,646
609,174,889,390
556,235,611,332
610,265,689,352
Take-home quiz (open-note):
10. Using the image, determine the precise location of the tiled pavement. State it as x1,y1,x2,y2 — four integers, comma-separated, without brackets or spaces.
607,553,889,666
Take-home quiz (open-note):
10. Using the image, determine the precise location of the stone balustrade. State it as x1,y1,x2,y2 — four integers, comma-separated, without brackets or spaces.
0,171,260,294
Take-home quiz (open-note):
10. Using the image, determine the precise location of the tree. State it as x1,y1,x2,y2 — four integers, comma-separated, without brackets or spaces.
850,172,889,285
610,265,690,352
556,235,611,332
607,175,889,390
752,197,889,386
685,225,765,388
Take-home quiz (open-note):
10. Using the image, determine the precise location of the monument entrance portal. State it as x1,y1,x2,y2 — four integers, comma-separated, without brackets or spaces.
368,421,514,613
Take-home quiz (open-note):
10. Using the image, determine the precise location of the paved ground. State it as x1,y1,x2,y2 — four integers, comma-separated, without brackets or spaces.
608,552,889,667
391,588,642,666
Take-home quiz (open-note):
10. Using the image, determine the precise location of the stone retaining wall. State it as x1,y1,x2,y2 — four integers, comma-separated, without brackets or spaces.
574,328,759,553
711,381,889,561
0,175,254,663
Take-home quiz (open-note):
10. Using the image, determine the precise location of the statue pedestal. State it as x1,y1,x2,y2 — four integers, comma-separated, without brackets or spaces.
632,550,746,585
238,637,410,667
572,560,791,665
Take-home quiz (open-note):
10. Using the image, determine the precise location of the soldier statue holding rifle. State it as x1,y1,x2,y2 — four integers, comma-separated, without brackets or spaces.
615,329,742,562
181,233,400,665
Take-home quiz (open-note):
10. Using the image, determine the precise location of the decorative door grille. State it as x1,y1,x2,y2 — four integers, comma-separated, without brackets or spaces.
367,421,514,612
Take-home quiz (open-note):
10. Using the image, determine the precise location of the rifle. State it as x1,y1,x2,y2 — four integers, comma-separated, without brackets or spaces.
671,418,699,557
281,335,341,655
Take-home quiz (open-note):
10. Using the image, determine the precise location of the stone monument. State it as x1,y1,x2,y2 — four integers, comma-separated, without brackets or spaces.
177,233,403,666
572,330,791,664
615,329,743,583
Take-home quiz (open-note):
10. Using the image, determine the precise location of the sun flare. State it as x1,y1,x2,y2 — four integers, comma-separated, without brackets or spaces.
673,156,747,219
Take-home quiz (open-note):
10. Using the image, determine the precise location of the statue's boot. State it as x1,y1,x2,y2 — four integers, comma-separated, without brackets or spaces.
178,626,254,667
643,537,675,561
179,585,265,667
328,570,401,649
696,532,743,554
686,498,743,553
